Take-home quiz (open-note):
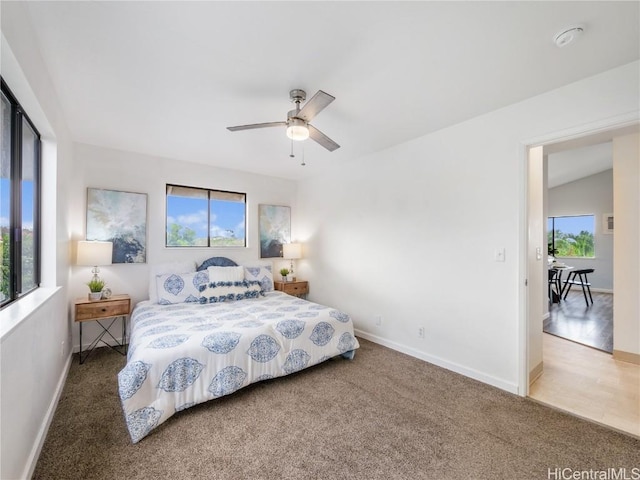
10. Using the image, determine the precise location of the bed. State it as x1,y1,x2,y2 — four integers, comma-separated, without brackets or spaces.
117,258,359,443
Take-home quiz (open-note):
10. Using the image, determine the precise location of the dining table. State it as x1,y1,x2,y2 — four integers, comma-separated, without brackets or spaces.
549,263,573,303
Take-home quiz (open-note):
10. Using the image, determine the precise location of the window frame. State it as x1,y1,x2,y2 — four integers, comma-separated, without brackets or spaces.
1,78,42,309
165,184,247,248
547,214,595,259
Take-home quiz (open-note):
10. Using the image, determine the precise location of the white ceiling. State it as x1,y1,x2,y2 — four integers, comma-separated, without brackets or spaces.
547,142,612,189
19,1,640,180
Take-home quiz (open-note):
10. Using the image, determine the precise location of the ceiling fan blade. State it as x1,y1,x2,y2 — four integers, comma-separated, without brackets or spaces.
297,90,335,122
227,121,286,132
308,124,340,152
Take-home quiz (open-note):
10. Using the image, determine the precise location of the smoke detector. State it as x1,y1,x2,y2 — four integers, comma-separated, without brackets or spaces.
554,26,584,48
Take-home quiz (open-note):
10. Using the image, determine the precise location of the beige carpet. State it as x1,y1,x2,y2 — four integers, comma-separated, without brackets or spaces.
33,339,639,479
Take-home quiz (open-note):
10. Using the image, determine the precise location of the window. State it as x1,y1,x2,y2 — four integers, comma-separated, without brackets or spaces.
1,79,41,307
547,215,595,258
166,184,246,247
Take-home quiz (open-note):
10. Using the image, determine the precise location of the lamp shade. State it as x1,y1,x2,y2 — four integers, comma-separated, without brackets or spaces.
283,243,302,260
77,241,113,266
286,119,309,141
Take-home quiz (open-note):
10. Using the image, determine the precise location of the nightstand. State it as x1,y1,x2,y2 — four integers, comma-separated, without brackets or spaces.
74,294,131,364
274,281,309,299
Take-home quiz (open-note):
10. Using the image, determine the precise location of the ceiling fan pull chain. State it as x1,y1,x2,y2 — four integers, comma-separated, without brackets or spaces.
301,144,306,166
289,138,295,158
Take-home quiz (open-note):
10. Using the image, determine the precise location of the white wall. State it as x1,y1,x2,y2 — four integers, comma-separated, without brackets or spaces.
548,168,614,290
68,143,297,351
1,3,73,479
527,146,544,381
297,61,639,394
613,133,640,358
1,289,67,479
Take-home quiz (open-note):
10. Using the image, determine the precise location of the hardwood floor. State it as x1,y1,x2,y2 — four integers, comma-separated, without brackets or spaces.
530,333,640,437
544,290,613,353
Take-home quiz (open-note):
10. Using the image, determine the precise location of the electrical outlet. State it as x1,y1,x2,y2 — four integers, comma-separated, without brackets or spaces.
374,315,382,326
418,327,425,339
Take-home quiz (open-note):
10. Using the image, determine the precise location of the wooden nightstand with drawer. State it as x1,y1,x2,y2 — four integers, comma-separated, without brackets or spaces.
274,281,309,299
74,294,131,364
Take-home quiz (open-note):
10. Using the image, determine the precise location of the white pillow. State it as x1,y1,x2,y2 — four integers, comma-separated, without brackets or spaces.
243,264,274,292
156,271,208,304
207,265,245,284
148,261,196,303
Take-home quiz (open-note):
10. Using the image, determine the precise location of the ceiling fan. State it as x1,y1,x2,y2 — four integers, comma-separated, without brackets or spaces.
227,89,340,152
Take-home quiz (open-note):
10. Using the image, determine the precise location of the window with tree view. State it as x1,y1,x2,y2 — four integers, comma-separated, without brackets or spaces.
548,215,595,258
1,79,41,307
166,185,246,247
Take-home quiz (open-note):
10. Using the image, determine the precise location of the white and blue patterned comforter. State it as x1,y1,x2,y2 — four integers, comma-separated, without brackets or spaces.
118,291,360,443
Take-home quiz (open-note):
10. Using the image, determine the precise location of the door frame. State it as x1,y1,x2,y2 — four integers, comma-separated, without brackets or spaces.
518,112,638,396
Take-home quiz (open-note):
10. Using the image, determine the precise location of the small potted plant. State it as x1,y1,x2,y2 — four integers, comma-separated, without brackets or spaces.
87,278,106,301
548,243,559,266
279,268,290,282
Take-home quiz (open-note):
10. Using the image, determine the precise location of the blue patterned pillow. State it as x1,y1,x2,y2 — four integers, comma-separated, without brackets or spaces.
243,265,274,292
156,271,209,304
148,261,196,303
198,280,263,304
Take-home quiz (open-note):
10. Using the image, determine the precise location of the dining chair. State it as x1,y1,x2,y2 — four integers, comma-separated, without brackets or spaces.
548,269,562,303
562,268,595,306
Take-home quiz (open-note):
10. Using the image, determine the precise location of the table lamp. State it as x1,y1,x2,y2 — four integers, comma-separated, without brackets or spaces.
283,243,302,281
77,240,113,284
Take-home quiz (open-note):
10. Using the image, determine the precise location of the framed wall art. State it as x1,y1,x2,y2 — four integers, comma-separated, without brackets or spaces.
258,204,291,258
603,213,614,234
86,188,147,263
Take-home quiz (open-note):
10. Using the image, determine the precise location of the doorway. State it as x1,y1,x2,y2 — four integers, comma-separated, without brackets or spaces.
523,122,640,436
543,142,614,353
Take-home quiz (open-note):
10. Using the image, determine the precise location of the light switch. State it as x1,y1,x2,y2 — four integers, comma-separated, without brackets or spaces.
495,248,506,262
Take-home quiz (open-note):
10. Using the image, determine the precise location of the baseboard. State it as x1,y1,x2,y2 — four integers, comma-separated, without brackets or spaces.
590,288,613,294
529,361,544,385
23,352,72,480
613,349,640,365
354,329,518,394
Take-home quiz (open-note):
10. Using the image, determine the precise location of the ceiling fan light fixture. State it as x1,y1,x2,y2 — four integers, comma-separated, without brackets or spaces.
286,118,309,141
227,89,339,151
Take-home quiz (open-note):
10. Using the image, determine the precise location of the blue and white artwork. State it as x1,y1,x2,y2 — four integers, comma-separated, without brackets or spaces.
258,204,290,258
87,188,147,263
